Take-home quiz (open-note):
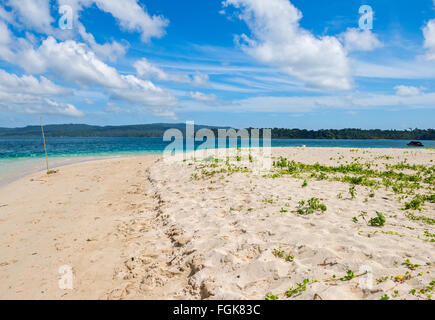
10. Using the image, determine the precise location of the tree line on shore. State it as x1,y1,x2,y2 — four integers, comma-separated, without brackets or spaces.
0,124,433,140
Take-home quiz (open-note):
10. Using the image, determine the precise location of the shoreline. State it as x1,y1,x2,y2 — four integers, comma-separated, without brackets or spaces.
0,152,161,188
1,146,433,188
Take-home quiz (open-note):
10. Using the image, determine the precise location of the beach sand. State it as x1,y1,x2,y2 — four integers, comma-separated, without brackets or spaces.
0,147,433,300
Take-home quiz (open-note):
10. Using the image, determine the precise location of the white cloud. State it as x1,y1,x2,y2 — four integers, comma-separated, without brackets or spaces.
0,21,13,60
77,23,127,62
7,0,168,42
0,69,68,95
42,99,84,116
3,0,168,62
92,0,168,42
0,69,83,117
394,85,421,97
423,19,435,61
189,91,217,102
134,58,210,86
223,0,351,90
134,58,190,82
192,73,209,86
15,37,125,87
1,36,176,114
7,0,53,33
340,28,382,52
110,74,176,107
0,6,14,24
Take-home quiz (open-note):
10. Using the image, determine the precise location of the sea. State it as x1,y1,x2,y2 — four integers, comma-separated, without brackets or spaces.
0,137,434,186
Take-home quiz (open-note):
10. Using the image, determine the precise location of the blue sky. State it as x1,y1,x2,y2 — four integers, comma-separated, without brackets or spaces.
0,0,434,129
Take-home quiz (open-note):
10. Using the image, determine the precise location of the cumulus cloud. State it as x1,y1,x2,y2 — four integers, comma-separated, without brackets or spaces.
2,1,168,61
423,19,435,61
340,28,383,52
7,0,54,33
0,69,68,95
0,69,83,116
394,85,422,96
0,21,13,60
77,23,128,62
110,74,176,107
223,0,351,90
92,0,169,42
134,58,190,82
57,0,168,42
6,0,168,42
1,36,176,115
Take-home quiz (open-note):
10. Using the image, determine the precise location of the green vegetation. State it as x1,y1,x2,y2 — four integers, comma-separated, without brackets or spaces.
403,259,420,270
285,279,317,298
2,124,434,139
297,198,327,215
368,212,386,227
349,186,357,199
402,194,435,211
272,249,294,262
271,157,434,195
339,270,355,281
265,294,279,300
407,212,435,225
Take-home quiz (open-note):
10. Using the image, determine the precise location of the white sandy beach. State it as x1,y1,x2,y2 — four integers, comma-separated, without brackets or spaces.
0,147,433,300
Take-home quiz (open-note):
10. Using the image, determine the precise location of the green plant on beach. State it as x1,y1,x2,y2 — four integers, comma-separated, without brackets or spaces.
368,211,386,227
349,186,357,199
403,259,420,270
265,294,279,300
272,249,294,262
297,198,327,215
339,270,355,281
285,279,317,298
407,212,435,225
402,194,434,211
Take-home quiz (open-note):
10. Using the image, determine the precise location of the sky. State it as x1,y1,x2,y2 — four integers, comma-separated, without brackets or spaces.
0,0,435,129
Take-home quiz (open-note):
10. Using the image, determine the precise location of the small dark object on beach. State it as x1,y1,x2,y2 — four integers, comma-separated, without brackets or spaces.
407,141,424,147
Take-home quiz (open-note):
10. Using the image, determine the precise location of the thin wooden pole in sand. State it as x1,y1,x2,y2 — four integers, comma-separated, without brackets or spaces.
40,117,49,174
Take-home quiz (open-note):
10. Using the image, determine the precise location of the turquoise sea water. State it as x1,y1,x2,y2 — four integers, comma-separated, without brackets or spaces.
0,137,434,186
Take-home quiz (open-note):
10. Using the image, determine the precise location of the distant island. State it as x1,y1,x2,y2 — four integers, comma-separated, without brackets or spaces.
0,124,433,140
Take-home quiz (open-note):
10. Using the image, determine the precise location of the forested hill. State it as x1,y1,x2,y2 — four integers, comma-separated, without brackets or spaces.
0,124,433,140
0,123,230,138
